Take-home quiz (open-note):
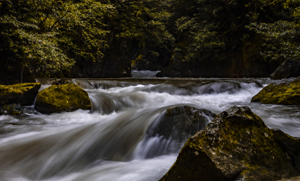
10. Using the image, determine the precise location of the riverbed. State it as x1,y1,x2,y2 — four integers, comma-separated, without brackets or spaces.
0,78,299,181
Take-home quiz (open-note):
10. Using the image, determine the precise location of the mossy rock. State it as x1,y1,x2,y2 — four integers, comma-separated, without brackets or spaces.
0,103,22,115
251,78,300,105
0,83,41,106
160,106,300,181
35,83,91,114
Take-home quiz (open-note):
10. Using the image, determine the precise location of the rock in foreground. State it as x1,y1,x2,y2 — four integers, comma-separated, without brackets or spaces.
35,83,91,114
160,106,300,181
0,83,40,106
251,78,300,105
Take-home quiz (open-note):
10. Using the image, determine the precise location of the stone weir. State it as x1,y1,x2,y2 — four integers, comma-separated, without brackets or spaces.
35,77,266,89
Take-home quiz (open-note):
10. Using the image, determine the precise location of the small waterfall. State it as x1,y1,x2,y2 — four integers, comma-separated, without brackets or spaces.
134,106,216,159
0,107,168,180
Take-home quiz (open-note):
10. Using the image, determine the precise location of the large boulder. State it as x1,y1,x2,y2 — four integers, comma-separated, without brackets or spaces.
160,106,300,181
35,83,91,114
0,83,41,106
251,78,300,105
270,58,300,80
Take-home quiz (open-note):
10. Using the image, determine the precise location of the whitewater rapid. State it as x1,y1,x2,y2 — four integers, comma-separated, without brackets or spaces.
0,78,299,181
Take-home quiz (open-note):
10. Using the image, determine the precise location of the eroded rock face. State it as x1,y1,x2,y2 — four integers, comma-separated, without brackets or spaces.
160,106,300,181
35,83,91,114
0,83,41,106
251,78,300,105
270,58,300,80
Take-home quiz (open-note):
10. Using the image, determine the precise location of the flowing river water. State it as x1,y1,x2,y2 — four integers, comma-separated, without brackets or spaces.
0,78,300,181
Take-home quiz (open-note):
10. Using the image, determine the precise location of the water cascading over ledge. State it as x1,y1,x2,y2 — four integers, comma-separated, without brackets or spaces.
0,77,299,181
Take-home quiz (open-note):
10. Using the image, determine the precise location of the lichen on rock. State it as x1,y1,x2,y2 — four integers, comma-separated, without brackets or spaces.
251,78,300,105
35,83,91,114
160,106,300,181
0,103,23,115
0,83,41,106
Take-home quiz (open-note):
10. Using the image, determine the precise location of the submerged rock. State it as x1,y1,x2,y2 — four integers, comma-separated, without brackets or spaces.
35,83,91,114
251,78,300,105
270,58,300,80
160,106,300,181
0,103,23,115
0,83,41,106
138,106,216,159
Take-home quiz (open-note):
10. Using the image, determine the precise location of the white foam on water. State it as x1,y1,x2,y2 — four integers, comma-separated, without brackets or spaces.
0,78,299,180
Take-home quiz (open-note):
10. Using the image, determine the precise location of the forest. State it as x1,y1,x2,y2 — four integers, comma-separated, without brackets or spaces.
1,0,300,84
2,1,300,180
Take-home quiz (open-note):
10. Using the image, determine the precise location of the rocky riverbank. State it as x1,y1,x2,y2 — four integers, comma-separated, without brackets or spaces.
160,106,300,181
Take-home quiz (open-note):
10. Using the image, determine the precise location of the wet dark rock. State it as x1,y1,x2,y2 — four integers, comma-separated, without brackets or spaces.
148,106,216,143
272,129,300,173
160,106,300,181
0,103,37,116
52,79,73,85
251,78,300,105
141,106,216,158
0,83,41,106
270,58,300,80
198,82,241,94
35,83,91,114
0,103,23,115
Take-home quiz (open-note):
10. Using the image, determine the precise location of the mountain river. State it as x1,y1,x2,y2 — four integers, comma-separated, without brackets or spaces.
0,77,300,181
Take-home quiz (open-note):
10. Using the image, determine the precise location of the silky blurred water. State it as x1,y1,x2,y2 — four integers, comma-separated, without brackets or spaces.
0,78,299,181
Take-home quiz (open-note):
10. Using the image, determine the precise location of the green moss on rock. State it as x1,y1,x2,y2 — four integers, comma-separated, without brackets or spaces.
0,103,22,115
251,78,300,105
0,83,41,106
160,106,300,181
35,83,91,114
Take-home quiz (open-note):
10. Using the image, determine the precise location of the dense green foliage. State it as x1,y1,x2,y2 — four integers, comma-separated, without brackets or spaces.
1,0,300,81
0,0,113,76
172,0,300,62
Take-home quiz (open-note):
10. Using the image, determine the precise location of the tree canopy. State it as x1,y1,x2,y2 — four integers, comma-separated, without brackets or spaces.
1,0,300,82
